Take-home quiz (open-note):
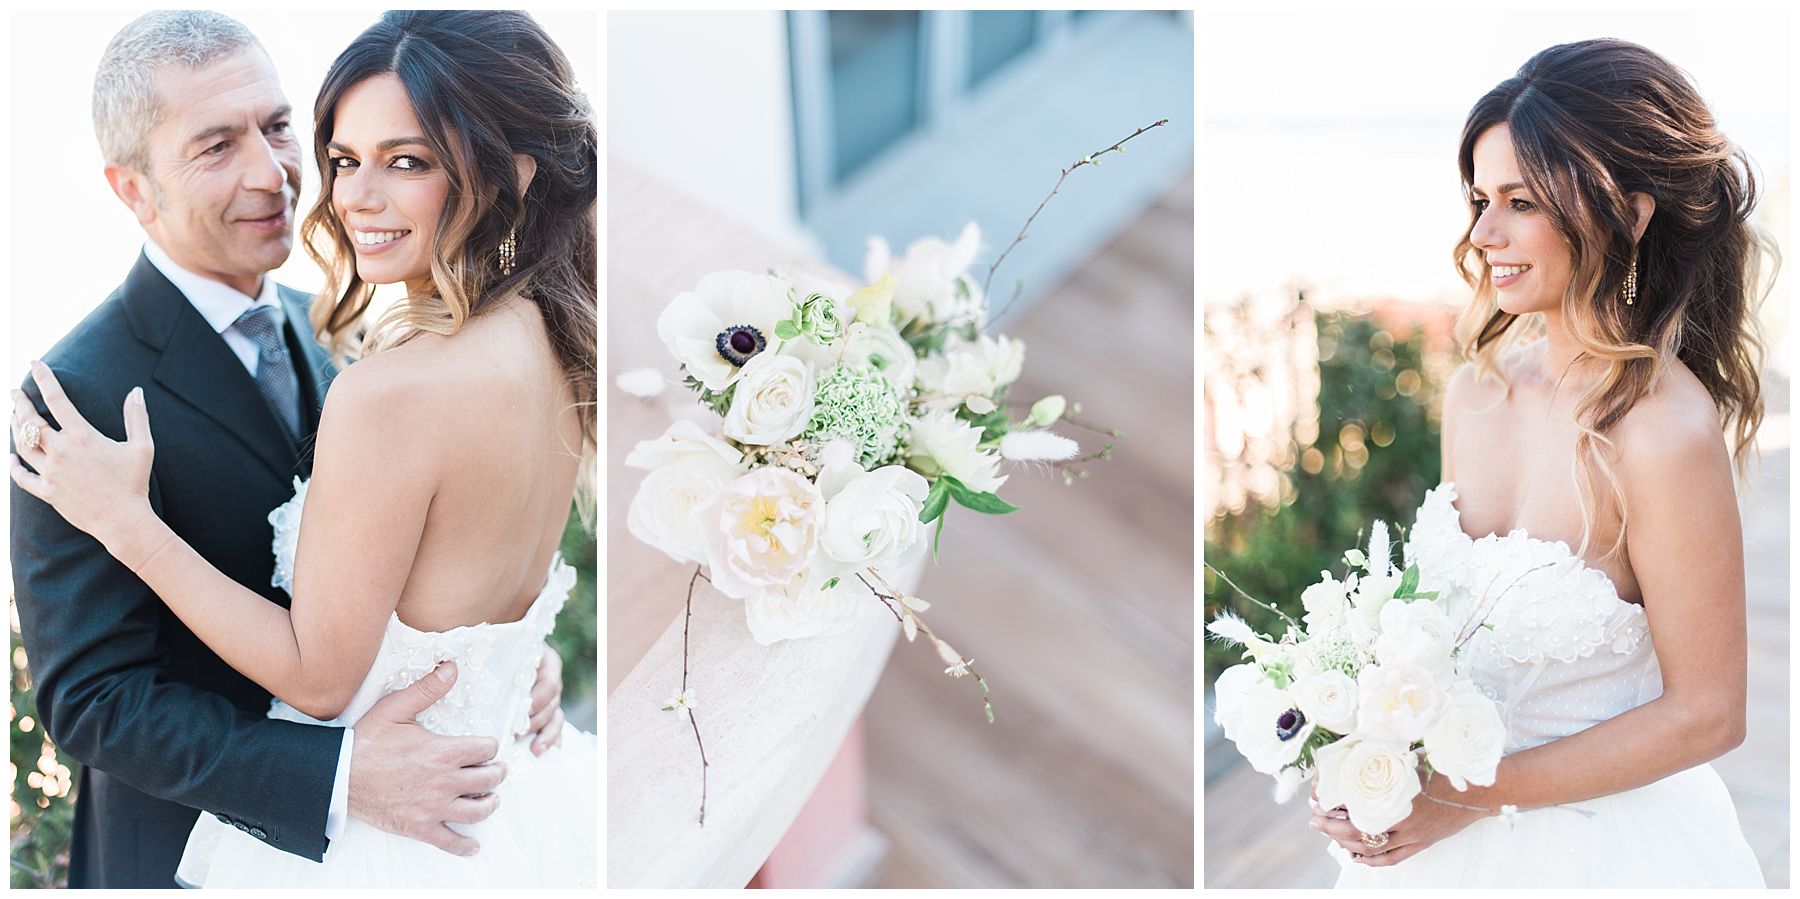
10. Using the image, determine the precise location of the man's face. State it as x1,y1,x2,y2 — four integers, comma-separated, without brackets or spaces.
134,49,301,296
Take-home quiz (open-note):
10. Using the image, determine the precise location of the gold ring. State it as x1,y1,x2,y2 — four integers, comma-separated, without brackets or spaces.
19,420,41,452
1359,830,1390,849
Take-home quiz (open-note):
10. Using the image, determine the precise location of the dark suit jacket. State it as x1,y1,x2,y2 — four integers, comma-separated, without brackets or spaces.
11,252,342,888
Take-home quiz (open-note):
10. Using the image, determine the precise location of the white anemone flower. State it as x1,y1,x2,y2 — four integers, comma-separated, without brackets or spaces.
656,270,796,391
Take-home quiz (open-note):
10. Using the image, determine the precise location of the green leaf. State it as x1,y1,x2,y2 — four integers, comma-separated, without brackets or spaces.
942,476,1020,515
822,577,840,591
920,478,951,523
1396,564,1420,599
932,508,947,562
774,320,800,340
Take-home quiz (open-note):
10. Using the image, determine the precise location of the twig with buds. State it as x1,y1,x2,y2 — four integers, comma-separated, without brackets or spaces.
858,568,995,724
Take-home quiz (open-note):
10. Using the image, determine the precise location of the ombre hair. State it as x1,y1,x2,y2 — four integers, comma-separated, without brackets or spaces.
300,10,597,523
1452,38,1776,560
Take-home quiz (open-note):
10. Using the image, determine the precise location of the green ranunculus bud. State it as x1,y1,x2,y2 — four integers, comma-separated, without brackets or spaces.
1026,394,1066,428
797,292,843,345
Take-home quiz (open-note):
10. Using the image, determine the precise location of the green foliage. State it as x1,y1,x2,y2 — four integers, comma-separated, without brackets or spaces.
682,373,735,417
7,500,597,887
1204,312,1452,683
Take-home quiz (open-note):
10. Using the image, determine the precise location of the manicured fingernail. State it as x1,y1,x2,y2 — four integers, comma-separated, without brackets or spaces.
436,662,455,681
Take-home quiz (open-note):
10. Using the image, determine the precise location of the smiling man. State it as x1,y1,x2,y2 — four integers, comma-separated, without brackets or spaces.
8,11,563,887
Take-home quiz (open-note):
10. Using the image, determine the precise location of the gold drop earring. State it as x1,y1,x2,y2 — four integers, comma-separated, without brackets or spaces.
1621,256,1638,306
499,227,518,275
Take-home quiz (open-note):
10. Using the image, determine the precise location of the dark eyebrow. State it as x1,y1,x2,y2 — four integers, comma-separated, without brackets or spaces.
326,136,431,155
1471,181,1529,198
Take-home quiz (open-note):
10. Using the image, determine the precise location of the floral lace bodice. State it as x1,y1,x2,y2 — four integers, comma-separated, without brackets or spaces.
1404,483,1657,754
266,478,574,747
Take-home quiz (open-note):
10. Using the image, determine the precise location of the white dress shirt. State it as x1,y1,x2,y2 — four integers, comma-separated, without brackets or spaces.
142,241,354,843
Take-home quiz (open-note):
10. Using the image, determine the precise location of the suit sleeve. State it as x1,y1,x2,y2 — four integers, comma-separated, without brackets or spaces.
10,374,342,862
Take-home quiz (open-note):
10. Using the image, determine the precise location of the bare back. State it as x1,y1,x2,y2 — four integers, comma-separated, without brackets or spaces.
350,297,585,631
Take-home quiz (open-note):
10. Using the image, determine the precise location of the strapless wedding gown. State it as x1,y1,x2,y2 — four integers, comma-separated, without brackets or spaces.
1332,482,1763,888
175,479,597,888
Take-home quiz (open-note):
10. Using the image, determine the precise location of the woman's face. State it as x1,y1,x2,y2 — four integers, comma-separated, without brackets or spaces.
1468,124,1572,317
327,73,449,295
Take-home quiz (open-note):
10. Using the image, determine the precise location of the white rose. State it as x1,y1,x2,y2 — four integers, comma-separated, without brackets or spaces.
1293,670,1359,735
625,421,747,564
915,334,1024,409
1300,571,1350,631
656,270,796,391
699,467,823,599
819,466,929,572
723,353,815,445
1374,599,1458,688
1314,736,1421,836
1422,681,1506,791
1231,677,1314,775
1356,660,1444,745
743,572,866,645
905,409,1006,494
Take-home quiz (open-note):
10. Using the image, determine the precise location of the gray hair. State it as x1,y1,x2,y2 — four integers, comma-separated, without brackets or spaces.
92,11,264,174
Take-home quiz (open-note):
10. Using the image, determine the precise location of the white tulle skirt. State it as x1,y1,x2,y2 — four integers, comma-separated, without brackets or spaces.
1331,763,1763,888
175,723,596,888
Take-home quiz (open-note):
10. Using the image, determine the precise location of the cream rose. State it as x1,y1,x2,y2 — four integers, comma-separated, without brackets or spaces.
722,352,815,445
1422,681,1506,791
1293,669,1359,735
625,421,746,565
1356,660,1444,745
1313,736,1421,835
700,467,823,599
818,466,929,572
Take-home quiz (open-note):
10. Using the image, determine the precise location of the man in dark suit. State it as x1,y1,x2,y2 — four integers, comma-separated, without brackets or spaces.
9,12,561,887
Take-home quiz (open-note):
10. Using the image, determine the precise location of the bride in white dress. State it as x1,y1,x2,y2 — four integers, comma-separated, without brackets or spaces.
9,11,596,887
1316,39,1771,888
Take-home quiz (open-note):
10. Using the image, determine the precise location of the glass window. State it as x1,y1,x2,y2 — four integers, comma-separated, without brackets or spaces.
827,11,922,183
967,11,1037,89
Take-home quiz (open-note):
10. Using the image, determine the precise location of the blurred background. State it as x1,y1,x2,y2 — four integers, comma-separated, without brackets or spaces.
4,10,596,887
608,10,1195,888
1200,9,1790,888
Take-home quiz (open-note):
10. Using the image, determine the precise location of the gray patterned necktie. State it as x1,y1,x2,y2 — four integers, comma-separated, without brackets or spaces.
233,305,303,442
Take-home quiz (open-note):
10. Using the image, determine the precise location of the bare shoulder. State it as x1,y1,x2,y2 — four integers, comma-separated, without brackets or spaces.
1610,359,1731,487
1442,358,1507,424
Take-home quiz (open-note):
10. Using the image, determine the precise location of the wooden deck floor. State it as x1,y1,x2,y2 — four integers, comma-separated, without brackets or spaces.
860,173,1197,888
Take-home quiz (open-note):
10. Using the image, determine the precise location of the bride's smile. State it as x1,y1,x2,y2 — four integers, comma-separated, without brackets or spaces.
325,73,448,296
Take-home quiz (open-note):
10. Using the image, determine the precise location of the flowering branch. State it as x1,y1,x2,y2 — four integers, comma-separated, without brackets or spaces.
1203,560,1304,633
860,568,995,724
982,118,1170,327
663,565,711,826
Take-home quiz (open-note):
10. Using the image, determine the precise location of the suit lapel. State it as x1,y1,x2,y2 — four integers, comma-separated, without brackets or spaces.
278,287,337,476
124,253,300,485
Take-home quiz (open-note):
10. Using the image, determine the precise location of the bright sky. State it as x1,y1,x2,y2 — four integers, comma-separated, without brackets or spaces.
3,9,596,374
1201,9,1792,310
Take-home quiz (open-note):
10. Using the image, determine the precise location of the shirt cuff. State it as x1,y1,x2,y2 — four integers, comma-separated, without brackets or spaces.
325,728,353,842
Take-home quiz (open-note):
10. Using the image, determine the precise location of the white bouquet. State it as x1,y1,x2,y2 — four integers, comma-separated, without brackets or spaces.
1208,521,1507,836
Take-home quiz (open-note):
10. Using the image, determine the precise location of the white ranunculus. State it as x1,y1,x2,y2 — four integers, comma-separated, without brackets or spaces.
624,421,747,564
905,409,1006,494
743,572,866,645
914,334,1025,410
722,353,815,445
819,466,929,572
1300,571,1350,631
845,324,918,393
1347,570,1403,647
863,222,984,325
699,467,823,600
1293,669,1359,735
1374,598,1458,688
1313,736,1421,836
1356,660,1445,745
656,270,796,391
1232,677,1313,775
1422,681,1506,791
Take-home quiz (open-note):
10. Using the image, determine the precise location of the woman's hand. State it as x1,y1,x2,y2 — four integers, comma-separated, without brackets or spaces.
1310,769,1492,867
11,360,159,556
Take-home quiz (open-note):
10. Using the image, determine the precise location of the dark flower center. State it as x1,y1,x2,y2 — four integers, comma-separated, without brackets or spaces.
716,325,766,367
1275,708,1307,742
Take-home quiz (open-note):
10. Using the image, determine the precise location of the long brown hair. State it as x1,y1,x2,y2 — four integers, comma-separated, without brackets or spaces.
301,10,597,522
1451,38,1776,559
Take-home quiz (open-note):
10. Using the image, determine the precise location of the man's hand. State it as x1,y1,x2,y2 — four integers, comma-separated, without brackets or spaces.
348,662,505,856
519,643,565,756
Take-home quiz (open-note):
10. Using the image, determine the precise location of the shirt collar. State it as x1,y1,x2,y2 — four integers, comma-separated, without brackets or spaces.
143,240,283,335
